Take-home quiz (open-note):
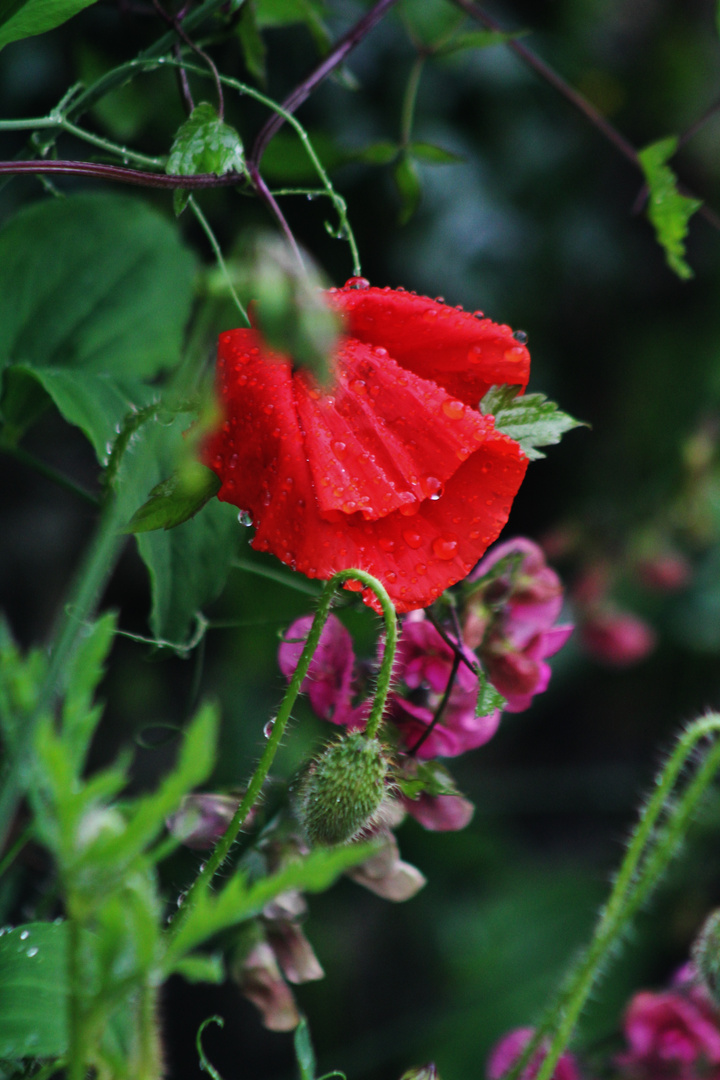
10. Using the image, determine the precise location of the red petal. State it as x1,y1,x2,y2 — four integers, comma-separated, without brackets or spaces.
294,337,494,520
205,327,529,613
329,285,530,407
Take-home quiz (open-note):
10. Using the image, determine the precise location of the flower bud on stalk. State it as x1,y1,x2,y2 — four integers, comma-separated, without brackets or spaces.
294,732,389,846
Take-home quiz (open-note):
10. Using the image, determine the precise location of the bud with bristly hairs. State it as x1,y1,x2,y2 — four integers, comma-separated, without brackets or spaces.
293,732,390,846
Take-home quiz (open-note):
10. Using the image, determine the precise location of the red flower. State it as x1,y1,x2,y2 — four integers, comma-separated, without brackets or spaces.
204,281,530,613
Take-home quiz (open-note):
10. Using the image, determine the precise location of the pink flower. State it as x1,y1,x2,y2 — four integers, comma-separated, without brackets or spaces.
636,552,691,593
466,538,573,712
617,989,720,1077
579,609,655,667
278,614,367,728
487,1028,581,1080
390,612,500,759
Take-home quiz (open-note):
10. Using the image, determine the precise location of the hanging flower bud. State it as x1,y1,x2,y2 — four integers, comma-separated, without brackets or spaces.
294,732,389,846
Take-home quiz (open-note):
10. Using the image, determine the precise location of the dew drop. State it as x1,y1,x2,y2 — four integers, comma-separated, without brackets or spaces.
415,563,427,575
237,510,253,527
442,400,464,420
344,276,370,290
472,310,485,319
403,529,423,549
19,931,29,941
434,296,445,303
386,571,397,583
26,947,38,958
432,535,459,560
423,476,444,500
263,719,275,739
374,346,388,357
513,329,528,344
503,346,527,363
332,440,347,458
379,538,396,553
467,344,483,365
350,379,367,395
344,578,364,592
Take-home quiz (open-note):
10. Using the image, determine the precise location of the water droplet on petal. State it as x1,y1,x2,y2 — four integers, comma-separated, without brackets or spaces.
443,400,465,420
415,563,427,575
263,719,275,739
350,379,367,395
332,440,347,457
344,276,370,290
432,535,459,560
398,493,419,516
503,346,527,363
423,476,444,500
237,510,253,527
473,310,485,319
403,530,423,549
513,329,528,344
434,296,445,303
379,538,396,553
344,578,364,592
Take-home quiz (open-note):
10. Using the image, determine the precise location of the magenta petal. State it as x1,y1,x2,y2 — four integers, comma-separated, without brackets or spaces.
278,614,360,726
404,792,475,831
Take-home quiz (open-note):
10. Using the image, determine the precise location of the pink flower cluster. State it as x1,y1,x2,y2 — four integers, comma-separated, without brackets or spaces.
486,963,720,1080
278,537,572,832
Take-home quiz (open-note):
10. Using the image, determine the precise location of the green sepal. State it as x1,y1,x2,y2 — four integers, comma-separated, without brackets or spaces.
167,102,245,215
637,135,702,281
125,464,222,534
476,669,506,718
480,384,586,460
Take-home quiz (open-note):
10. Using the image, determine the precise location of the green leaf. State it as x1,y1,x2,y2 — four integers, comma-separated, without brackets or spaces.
2,365,155,463
436,28,527,57
237,0,267,83
254,0,330,50
0,0,99,51
349,140,399,166
637,135,702,280
480,385,586,461
476,669,506,717
396,761,461,800
61,612,117,772
410,140,463,165
394,155,422,225
0,922,69,1059
125,466,222,534
113,411,238,644
172,953,225,984
399,0,463,48
165,843,375,969
294,1018,316,1080
167,103,245,215
0,195,196,450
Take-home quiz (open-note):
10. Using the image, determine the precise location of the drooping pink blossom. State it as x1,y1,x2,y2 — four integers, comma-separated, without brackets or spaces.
617,989,720,1077
579,609,655,667
390,612,500,759
278,614,367,728
487,1027,581,1080
466,538,573,711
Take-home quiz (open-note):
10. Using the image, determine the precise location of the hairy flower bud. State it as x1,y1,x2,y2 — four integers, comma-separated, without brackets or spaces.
294,733,389,846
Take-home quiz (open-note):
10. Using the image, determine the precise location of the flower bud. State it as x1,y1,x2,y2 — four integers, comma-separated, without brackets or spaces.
166,793,242,849
580,609,655,666
294,733,389,846
400,1065,440,1080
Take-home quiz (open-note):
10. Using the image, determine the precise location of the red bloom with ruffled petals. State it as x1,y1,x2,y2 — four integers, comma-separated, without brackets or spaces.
204,282,530,613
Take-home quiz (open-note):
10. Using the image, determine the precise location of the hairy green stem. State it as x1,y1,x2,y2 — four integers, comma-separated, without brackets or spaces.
521,714,720,1080
168,568,396,937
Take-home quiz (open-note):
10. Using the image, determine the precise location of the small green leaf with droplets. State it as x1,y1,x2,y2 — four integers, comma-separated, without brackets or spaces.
167,102,245,215
0,923,69,1059
476,669,506,718
637,135,701,280
394,155,421,225
125,465,221,533
480,385,586,461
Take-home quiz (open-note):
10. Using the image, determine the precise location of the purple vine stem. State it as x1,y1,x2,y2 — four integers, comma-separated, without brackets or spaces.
451,0,720,233
248,0,400,170
0,160,244,187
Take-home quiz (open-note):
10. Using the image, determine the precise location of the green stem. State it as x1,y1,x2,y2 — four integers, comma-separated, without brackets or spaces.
528,714,720,1080
188,196,250,325
136,982,162,1080
67,917,87,1080
400,55,426,147
168,568,396,938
